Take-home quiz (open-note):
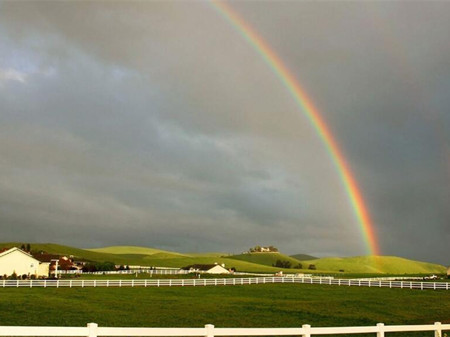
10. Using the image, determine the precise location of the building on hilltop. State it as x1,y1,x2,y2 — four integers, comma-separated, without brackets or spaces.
248,245,278,253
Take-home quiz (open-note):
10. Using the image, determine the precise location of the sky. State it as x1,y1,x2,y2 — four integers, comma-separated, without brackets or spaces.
0,1,449,265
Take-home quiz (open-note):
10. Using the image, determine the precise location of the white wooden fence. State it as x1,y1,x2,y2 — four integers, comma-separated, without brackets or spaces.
59,269,189,275
0,276,449,290
0,322,448,337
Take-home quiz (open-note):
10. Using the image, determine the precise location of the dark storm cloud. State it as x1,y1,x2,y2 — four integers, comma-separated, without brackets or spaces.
0,1,449,264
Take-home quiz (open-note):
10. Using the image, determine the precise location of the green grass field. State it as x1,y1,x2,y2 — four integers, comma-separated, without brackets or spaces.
0,284,449,327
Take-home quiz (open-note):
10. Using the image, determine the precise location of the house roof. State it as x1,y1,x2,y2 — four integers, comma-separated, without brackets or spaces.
0,247,39,261
32,253,61,263
182,264,226,271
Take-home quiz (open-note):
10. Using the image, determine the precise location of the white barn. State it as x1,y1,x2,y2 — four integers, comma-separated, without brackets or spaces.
0,247,49,278
182,264,230,274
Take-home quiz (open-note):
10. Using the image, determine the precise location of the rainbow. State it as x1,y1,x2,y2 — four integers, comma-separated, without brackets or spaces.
211,1,380,256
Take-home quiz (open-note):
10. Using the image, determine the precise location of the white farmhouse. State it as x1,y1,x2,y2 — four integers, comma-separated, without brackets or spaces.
0,247,49,278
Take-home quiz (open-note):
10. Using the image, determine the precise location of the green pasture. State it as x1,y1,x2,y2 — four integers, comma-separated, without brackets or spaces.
0,284,449,327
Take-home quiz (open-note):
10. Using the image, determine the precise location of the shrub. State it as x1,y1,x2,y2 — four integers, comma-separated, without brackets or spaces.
273,260,292,269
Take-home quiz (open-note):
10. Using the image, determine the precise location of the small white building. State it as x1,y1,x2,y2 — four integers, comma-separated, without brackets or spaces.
182,264,230,274
0,247,49,278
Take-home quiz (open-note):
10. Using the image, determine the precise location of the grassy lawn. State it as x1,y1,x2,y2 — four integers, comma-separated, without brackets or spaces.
0,284,449,328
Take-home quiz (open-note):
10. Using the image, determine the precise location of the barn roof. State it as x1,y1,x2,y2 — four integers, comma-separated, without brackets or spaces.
182,264,223,271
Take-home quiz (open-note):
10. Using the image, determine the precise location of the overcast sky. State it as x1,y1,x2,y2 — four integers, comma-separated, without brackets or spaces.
0,1,449,265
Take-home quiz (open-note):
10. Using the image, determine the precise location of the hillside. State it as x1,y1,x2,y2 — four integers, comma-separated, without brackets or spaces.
1,242,446,274
227,252,303,268
301,255,446,274
290,253,318,261
0,242,289,273
0,242,127,263
87,246,187,258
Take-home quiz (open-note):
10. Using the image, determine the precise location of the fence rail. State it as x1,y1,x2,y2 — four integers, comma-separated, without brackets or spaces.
0,323,448,337
59,269,189,275
0,276,449,290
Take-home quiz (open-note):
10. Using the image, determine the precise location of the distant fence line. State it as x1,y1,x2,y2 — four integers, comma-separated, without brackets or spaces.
0,322,448,337
59,269,189,275
1,276,449,290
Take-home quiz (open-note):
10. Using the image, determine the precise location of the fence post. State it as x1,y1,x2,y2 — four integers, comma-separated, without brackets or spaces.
205,324,214,337
377,323,385,337
302,324,311,337
434,322,442,337
88,323,98,337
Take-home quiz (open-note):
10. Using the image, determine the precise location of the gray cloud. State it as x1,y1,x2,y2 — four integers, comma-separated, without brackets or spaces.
0,1,449,264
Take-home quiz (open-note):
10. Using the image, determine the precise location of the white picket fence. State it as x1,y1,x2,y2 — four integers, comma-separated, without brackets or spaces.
0,322,448,337
0,276,449,290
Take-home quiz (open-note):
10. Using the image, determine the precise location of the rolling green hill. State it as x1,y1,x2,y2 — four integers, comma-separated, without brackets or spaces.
0,242,445,274
301,255,446,274
0,242,126,263
290,253,318,261
0,242,289,273
227,252,303,268
87,246,187,258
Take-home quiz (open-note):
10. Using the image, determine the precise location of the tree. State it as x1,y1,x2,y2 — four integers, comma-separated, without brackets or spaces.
273,260,292,269
308,264,316,270
26,243,31,252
